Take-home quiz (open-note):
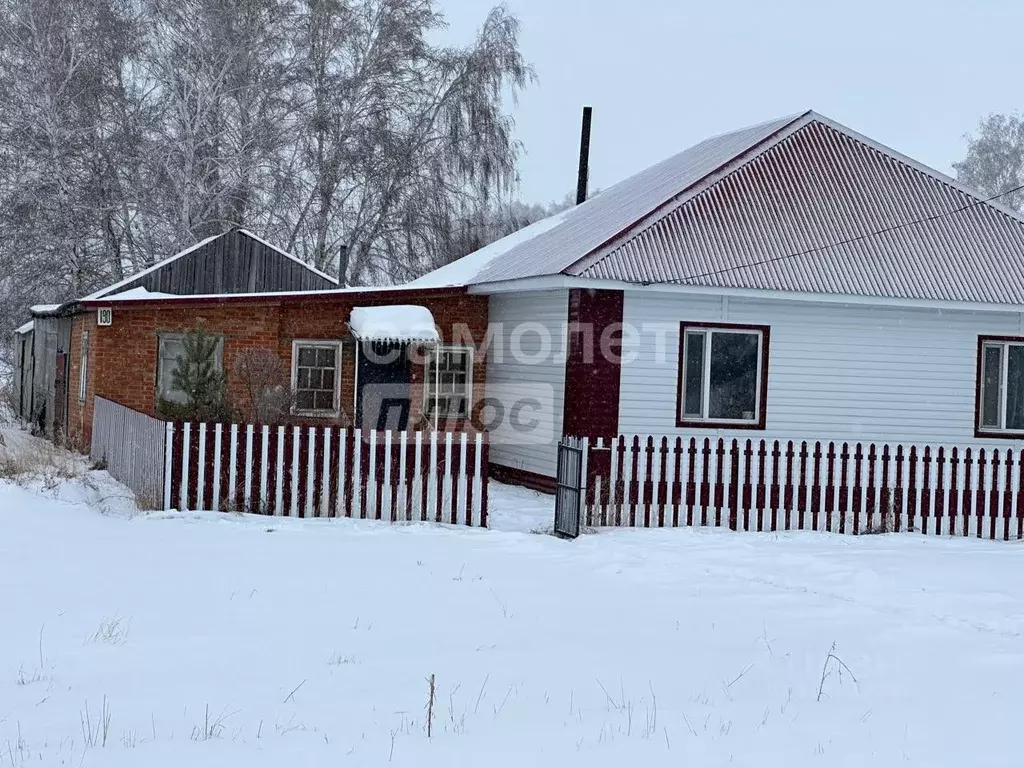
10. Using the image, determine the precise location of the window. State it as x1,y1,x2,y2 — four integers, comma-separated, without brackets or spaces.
292,341,342,415
977,337,1024,435
78,331,89,403
157,333,224,404
677,323,769,429
425,346,473,420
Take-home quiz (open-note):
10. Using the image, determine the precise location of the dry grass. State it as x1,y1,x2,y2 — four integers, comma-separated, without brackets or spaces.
0,434,83,488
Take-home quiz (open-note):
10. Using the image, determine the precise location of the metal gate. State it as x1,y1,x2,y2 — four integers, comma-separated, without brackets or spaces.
554,437,586,538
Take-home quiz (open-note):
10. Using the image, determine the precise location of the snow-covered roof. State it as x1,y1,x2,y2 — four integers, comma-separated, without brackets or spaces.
348,306,439,343
415,110,1024,305
79,283,454,306
413,112,801,287
14,320,33,335
408,210,572,289
30,304,61,317
103,287,180,302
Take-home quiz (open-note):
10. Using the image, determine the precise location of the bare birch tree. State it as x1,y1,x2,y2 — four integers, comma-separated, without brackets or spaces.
0,0,533,350
954,113,1024,213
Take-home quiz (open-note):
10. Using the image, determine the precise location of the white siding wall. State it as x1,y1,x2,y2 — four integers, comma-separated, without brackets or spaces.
485,290,568,479
620,291,1024,447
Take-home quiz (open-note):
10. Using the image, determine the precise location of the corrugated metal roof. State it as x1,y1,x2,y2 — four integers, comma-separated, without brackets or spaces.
429,109,1024,305
469,112,806,284
575,117,1024,304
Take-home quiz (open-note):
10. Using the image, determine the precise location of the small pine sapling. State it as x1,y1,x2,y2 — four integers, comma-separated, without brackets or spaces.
156,325,233,422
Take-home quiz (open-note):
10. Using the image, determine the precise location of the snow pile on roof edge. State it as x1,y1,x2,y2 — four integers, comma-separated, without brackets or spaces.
348,305,439,343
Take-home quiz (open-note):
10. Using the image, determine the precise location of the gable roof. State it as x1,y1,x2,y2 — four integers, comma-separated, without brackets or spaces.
416,111,1024,305
411,112,803,289
83,229,337,302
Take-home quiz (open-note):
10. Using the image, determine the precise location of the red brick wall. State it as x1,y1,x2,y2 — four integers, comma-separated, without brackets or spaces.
562,288,624,439
75,291,489,446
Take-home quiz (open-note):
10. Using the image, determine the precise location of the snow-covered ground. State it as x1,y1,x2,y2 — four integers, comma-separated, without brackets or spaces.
3,426,1024,766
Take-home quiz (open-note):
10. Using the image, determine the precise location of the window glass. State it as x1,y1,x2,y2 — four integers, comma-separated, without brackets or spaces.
426,347,472,420
79,331,89,402
982,344,1003,429
1007,345,1024,431
158,337,186,404
708,332,759,420
683,332,704,417
157,335,223,404
294,343,339,414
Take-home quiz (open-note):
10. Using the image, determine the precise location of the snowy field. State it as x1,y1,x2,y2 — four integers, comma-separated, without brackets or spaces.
3,427,1024,766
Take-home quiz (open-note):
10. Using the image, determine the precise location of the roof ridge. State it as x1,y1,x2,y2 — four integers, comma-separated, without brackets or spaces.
82,232,224,301
806,113,1024,230
236,229,339,286
572,113,1024,280
566,111,814,277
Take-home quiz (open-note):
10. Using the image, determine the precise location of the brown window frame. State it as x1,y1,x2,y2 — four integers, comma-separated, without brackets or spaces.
675,321,770,430
975,334,1024,439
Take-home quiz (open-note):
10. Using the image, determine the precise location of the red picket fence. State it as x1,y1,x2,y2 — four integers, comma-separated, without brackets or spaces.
164,423,489,526
577,435,1024,540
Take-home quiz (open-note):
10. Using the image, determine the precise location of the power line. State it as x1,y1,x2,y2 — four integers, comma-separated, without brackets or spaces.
656,182,1024,285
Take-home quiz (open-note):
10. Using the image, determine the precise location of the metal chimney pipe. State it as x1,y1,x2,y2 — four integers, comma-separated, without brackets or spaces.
576,106,593,206
338,244,349,287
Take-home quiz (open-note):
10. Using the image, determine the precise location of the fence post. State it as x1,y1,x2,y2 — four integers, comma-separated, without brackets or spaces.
480,435,490,529
163,421,174,511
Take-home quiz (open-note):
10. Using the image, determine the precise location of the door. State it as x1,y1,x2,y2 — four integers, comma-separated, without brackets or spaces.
554,437,585,538
356,342,412,430
53,351,68,440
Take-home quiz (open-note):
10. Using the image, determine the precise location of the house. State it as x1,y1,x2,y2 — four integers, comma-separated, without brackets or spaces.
33,109,1024,498
70,284,487,448
407,109,1024,491
12,229,338,440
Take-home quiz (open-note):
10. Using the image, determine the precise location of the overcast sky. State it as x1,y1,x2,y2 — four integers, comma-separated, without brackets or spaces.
438,0,1022,206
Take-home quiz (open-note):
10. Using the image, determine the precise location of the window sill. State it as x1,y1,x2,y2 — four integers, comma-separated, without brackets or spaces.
292,410,340,420
676,417,766,431
975,428,1024,440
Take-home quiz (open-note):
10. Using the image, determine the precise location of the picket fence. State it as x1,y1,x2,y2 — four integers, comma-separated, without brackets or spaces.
575,435,1024,540
164,422,489,526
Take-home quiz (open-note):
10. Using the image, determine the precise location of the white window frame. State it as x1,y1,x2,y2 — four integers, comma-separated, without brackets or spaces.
979,339,1024,433
679,325,766,426
423,344,474,422
156,332,224,404
291,340,343,417
78,330,89,403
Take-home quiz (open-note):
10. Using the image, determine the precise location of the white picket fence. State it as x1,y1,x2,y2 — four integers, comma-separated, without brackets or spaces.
164,422,490,526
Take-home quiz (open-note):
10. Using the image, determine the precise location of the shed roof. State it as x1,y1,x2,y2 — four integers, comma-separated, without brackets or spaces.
14,320,33,335
416,111,1024,305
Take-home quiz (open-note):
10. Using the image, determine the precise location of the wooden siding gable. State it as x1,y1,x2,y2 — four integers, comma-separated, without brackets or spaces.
88,230,337,300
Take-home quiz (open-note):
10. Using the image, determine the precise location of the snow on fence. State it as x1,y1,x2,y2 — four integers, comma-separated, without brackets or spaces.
576,435,1024,540
90,397,166,507
165,422,490,526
